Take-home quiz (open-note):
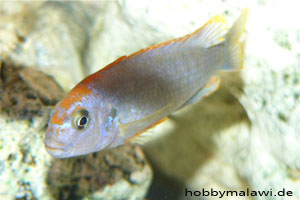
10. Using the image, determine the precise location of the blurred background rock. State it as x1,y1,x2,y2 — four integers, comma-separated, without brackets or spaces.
0,0,299,200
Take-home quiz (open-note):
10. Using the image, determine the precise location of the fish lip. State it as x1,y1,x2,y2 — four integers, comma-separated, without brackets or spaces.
44,144,67,152
44,143,71,158
44,138,67,147
44,138,68,152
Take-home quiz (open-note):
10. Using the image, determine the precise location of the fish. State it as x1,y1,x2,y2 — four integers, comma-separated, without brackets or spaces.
44,9,249,158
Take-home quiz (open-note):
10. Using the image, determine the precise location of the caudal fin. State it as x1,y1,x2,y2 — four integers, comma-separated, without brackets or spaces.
223,8,249,71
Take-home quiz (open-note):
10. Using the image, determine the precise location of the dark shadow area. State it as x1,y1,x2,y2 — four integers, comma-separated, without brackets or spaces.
144,72,250,199
145,156,186,200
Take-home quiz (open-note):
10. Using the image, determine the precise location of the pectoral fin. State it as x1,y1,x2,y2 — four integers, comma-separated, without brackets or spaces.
124,117,168,144
178,76,220,110
120,104,172,143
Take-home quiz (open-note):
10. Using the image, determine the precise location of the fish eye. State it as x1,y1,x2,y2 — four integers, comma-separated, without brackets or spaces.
73,109,90,130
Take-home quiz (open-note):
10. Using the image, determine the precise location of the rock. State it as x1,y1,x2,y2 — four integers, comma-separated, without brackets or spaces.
0,115,53,200
0,59,65,119
47,145,152,200
0,1,91,90
233,0,300,197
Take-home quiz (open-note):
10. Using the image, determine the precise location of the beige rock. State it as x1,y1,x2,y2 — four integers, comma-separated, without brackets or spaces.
0,1,90,90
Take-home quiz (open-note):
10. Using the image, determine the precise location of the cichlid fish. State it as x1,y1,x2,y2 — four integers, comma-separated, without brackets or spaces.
45,9,248,158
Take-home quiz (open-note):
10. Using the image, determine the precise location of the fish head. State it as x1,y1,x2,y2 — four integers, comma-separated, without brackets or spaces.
44,84,118,158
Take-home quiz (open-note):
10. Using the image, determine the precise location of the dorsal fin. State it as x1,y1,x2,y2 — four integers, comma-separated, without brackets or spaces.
96,13,229,73
187,15,229,47
124,14,229,58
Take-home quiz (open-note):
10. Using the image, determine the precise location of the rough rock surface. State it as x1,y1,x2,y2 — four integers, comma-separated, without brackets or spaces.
0,1,91,90
47,145,152,200
1,0,300,200
0,60,65,119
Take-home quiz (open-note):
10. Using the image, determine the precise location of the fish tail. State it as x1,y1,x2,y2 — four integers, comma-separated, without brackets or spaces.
223,8,249,71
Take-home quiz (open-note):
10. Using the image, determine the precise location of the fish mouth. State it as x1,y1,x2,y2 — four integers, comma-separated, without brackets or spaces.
44,139,67,151
44,144,70,158
44,139,70,158
44,144,66,152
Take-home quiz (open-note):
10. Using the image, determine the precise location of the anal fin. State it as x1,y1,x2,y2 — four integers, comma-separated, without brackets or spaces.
177,76,220,110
